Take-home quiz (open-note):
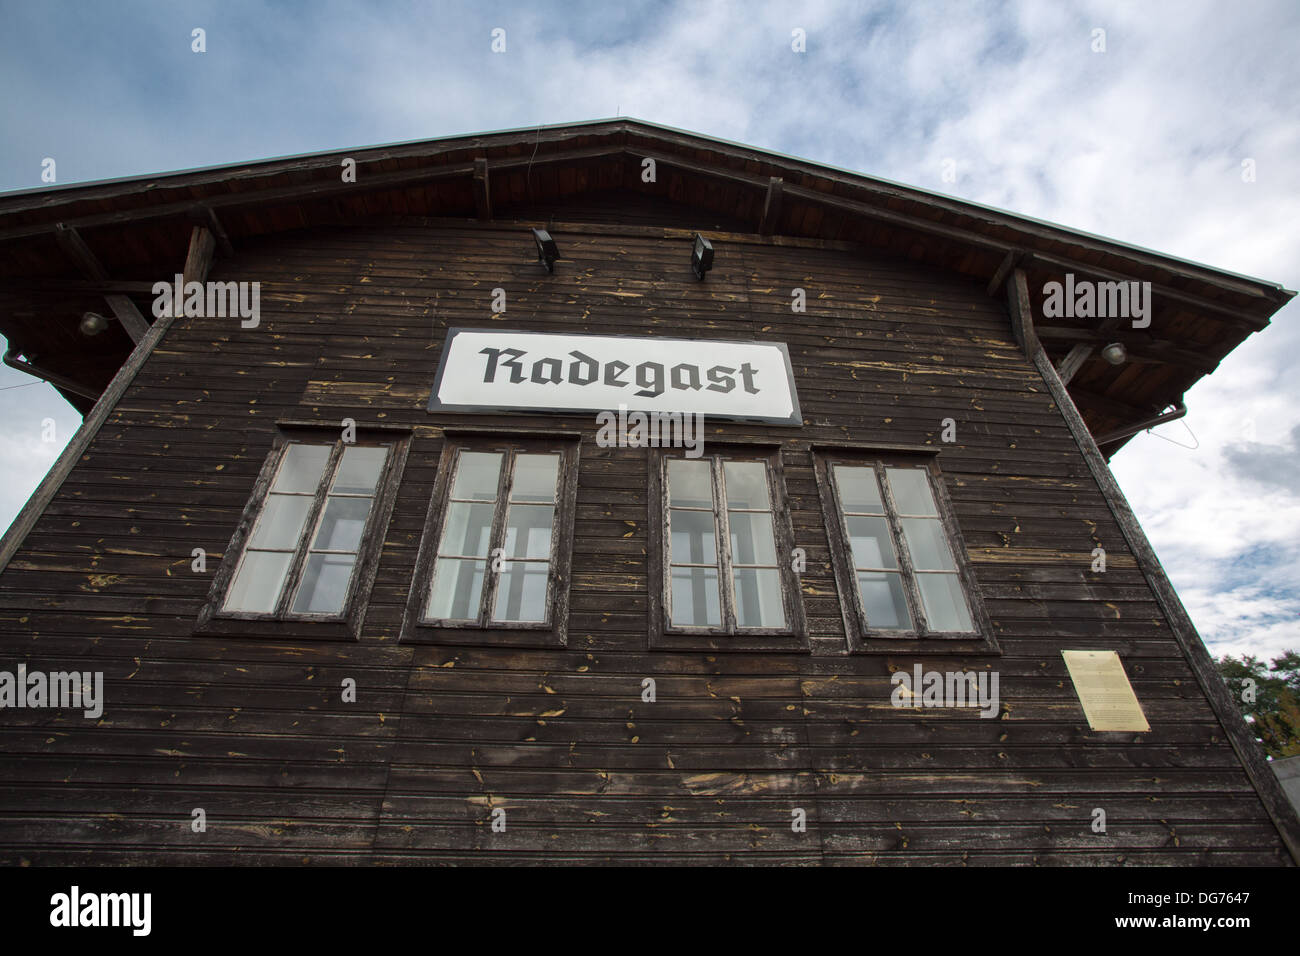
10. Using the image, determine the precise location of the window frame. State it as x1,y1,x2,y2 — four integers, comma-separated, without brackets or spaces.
648,444,807,652
813,446,997,655
401,432,580,647
196,424,410,641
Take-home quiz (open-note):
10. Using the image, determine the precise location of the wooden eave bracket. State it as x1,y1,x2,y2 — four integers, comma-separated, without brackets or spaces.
1053,314,1121,386
986,249,1026,297
758,177,783,236
189,204,234,258
183,224,216,288
473,158,491,220
1004,266,1039,357
53,222,150,344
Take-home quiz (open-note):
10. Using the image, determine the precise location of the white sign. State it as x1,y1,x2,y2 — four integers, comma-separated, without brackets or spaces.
428,328,802,425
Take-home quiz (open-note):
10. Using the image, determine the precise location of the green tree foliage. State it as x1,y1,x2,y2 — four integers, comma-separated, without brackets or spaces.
1217,651,1300,759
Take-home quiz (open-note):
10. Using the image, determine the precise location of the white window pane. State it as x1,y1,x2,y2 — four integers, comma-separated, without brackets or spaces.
857,571,912,630
224,550,292,613
667,459,713,508
426,558,486,621
918,573,973,632
670,566,720,627
291,553,356,615
901,517,956,571
310,496,372,552
493,561,550,622
885,467,938,516
669,509,717,564
728,511,777,566
511,454,559,502
451,451,502,500
439,501,495,558
834,465,883,513
845,515,898,569
272,443,330,494
734,568,785,628
722,461,770,510
331,446,388,495
248,493,313,550
503,504,555,560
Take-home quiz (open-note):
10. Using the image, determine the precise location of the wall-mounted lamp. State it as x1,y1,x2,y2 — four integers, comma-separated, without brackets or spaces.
691,234,714,279
1100,342,1127,365
532,228,559,273
79,311,110,336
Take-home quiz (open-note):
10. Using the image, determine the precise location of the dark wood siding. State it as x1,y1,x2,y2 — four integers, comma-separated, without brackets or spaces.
0,215,1288,864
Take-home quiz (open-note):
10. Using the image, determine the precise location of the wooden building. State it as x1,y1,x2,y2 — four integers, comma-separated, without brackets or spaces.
0,118,1296,865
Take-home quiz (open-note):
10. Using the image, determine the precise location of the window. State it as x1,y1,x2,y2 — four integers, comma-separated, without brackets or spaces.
403,434,579,646
198,427,409,640
649,447,805,651
814,450,993,651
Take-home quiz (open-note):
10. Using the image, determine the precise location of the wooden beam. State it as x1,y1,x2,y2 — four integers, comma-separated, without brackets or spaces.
190,205,234,258
986,250,1020,297
758,177,783,236
1056,344,1093,384
183,225,216,286
1018,274,1300,865
53,223,150,343
1005,267,1039,357
165,225,216,317
1049,314,1121,385
99,295,150,343
473,158,491,220
52,222,109,280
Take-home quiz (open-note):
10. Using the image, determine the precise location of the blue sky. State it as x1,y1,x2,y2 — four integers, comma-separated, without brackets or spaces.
1,0,1297,662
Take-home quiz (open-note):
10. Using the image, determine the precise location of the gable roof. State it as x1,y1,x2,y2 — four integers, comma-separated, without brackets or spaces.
0,117,1291,452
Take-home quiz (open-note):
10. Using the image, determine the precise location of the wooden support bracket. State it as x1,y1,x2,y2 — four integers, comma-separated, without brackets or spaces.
53,223,150,343
759,177,783,236
473,158,491,220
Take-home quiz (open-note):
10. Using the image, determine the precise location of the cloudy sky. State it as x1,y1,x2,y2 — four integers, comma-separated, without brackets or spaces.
0,0,1296,664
